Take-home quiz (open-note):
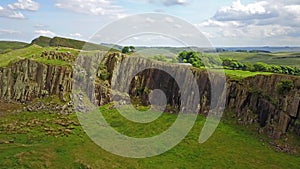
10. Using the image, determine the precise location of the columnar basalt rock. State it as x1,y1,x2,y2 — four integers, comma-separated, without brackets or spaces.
0,59,72,103
0,53,299,138
94,53,300,138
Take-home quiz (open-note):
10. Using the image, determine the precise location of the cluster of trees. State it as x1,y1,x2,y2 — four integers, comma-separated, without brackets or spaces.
177,51,300,76
178,51,221,68
122,46,135,54
222,58,300,76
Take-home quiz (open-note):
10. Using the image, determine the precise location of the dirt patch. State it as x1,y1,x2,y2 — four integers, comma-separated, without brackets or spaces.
0,101,24,115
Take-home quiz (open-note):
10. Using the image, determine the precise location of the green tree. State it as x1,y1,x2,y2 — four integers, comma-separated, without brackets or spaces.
122,46,135,54
253,62,269,72
122,46,130,54
129,46,135,52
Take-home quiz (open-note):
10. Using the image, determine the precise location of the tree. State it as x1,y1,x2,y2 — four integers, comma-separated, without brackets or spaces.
122,46,130,54
178,51,204,68
122,46,135,54
129,46,135,52
253,62,269,72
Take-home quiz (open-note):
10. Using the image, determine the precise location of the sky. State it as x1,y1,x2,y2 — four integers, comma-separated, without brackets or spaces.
0,0,300,47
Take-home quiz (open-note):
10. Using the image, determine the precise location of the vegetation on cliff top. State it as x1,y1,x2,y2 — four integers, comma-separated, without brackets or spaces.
177,51,300,76
0,44,80,67
31,36,110,51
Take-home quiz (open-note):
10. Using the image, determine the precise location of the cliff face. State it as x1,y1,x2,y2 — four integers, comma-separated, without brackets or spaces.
96,53,300,138
0,59,72,103
227,75,300,138
1,52,299,138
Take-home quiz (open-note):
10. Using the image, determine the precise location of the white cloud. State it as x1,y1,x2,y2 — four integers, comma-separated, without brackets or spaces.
0,29,21,35
214,0,278,21
9,11,25,19
35,30,56,37
69,33,82,38
34,24,48,28
0,0,39,19
163,0,188,6
8,0,39,11
284,5,300,16
0,8,25,19
197,19,241,27
146,0,189,6
196,0,300,46
55,0,125,18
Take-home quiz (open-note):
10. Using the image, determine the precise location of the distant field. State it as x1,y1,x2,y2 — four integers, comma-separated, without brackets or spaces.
0,41,28,53
224,69,272,80
217,52,300,68
134,48,300,68
0,105,299,168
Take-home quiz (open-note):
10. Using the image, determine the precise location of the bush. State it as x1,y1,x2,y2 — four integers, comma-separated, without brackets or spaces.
277,80,294,94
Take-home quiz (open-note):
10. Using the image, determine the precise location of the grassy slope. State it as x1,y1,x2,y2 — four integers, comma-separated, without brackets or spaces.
31,36,52,47
0,41,28,53
31,36,110,51
0,105,299,169
224,69,273,80
0,45,80,67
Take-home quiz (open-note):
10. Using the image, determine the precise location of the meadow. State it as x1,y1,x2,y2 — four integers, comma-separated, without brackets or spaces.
0,105,299,169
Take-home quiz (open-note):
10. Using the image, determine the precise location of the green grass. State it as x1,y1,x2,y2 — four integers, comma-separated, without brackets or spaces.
217,52,300,68
0,105,299,168
31,36,52,47
0,41,28,53
31,36,110,51
224,69,273,80
0,45,80,67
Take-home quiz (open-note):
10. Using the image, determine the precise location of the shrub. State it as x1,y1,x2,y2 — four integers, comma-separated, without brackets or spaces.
277,80,294,94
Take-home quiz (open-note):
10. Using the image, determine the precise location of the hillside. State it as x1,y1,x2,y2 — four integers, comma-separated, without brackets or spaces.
31,36,111,51
0,41,28,53
0,44,80,67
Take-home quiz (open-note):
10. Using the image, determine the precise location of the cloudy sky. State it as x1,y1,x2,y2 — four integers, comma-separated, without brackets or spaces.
0,0,300,47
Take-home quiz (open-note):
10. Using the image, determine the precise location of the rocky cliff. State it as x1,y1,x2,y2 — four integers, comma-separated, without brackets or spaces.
93,53,300,138
1,52,299,139
0,59,72,103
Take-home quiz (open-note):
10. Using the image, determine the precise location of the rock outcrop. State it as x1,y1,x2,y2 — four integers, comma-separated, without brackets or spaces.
0,59,72,103
227,75,300,138
0,52,299,139
92,53,300,138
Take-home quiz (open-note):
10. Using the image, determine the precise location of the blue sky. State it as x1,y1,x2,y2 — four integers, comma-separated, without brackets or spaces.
0,0,300,47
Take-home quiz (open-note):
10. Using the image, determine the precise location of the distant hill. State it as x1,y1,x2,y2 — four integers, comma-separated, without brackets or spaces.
31,36,111,51
0,41,28,53
222,47,300,53
31,36,52,47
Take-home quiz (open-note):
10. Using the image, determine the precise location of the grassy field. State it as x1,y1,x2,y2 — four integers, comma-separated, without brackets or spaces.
217,52,300,68
0,45,80,67
0,105,299,169
0,41,28,53
224,69,273,80
132,47,300,68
